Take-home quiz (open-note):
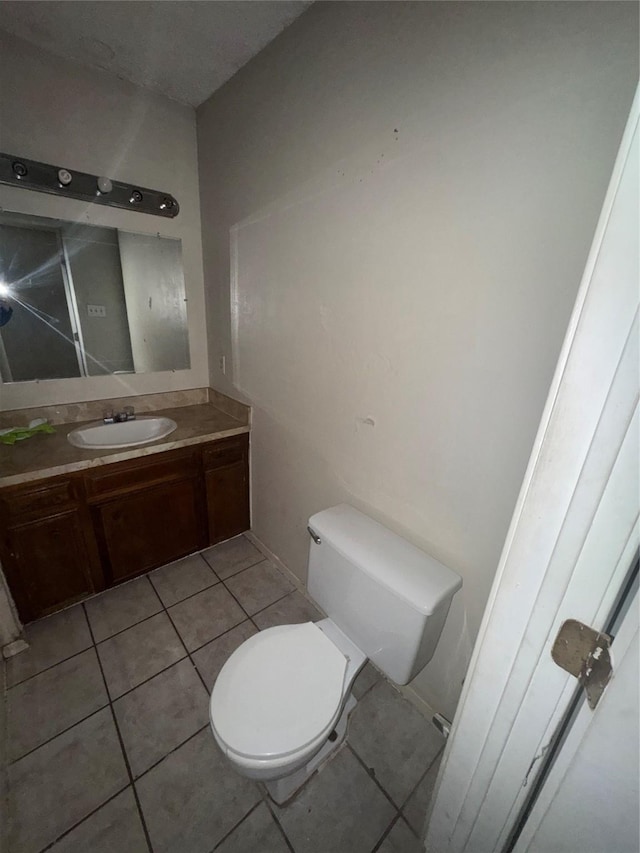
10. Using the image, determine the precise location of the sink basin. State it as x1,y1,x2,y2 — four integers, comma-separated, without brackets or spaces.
67,417,178,450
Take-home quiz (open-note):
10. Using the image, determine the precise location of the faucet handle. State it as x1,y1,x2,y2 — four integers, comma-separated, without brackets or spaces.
103,409,115,424
123,406,135,420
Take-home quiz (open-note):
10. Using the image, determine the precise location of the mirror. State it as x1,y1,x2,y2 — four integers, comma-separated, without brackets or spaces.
0,210,190,382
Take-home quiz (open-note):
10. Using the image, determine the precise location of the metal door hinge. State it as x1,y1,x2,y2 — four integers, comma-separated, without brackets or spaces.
551,619,612,710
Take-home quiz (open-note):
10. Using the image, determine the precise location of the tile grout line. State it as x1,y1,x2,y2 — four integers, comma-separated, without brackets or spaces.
213,561,299,632
146,568,234,695
201,552,267,580
7,701,109,767
143,577,277,852
81,603,155,853
35,784,131,853
149,550,302,851
10,546,262,688
133,723,209,783
146,555,289,667
6,539,296,853
8,539,425,853
370,811,404,853
245,586,300,624
5,643,94,691
208,801,263,852
7,549,283,691
346,741,404,812
398,744,445,812
397,745,445,836
262,798,297,853
397,811,423,841
148,554,221,608
20,563,283,729
97,651,190,704
9,648,225,768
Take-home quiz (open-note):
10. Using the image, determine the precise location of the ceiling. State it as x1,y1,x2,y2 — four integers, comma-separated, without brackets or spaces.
0,1,313,107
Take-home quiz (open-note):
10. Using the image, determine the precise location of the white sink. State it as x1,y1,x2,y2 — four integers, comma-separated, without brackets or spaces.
67,417,178,450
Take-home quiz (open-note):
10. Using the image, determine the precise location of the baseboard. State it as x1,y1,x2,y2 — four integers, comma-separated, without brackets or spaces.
398,683,438,722
243,531,310,598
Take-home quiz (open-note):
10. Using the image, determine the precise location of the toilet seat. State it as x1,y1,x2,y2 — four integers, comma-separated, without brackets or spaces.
210,622,348,765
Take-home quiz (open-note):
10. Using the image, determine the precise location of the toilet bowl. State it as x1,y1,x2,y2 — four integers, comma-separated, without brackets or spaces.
209,503,463,804
210,618,366,791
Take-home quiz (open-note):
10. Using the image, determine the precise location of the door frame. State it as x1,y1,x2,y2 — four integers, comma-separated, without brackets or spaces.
425,86,639,853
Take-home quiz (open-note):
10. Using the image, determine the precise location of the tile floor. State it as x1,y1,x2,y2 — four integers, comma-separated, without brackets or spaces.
3,535,445,853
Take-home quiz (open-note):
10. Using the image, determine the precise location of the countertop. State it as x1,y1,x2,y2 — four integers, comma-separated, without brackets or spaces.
0,402,249,488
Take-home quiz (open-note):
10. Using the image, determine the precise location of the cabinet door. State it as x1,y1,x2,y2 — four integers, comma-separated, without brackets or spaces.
93,478,204,584
3,511,96,623
204,437,250,545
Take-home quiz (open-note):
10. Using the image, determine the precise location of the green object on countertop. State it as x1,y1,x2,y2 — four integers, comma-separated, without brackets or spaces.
0,423,56,445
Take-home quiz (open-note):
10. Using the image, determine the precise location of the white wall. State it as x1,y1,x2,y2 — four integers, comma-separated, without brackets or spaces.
198,1,638,717
0,29,208,409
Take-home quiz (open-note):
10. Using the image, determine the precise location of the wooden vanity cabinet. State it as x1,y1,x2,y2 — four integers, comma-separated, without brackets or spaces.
203,434,250,545
85,446,207,585
0,433,250,623
0,478,103,623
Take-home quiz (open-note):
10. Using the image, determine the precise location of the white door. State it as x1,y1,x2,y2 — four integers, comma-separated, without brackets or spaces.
425,87,639,853
512,583,639,853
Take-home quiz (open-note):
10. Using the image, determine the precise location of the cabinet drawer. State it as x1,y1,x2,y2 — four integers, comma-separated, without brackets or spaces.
83,448,199,500
0,478,77,521
202,434,248,470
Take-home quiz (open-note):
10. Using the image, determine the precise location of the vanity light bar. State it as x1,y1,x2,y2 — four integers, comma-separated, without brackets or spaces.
0,152,179,219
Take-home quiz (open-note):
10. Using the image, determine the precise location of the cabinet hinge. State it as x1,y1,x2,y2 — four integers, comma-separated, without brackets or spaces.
551,619,612,710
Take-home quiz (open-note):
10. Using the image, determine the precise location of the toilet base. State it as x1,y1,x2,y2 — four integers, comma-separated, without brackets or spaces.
264,693,358,805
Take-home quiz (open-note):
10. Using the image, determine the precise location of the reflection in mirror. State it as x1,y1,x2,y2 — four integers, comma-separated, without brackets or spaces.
0,211,190,382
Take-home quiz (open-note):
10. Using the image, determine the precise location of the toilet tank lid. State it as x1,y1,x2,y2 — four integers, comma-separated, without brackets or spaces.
308,504,462,615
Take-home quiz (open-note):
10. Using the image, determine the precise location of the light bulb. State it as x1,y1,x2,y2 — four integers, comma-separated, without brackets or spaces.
58,168,72,186
0,282,10,297
97,176,113,194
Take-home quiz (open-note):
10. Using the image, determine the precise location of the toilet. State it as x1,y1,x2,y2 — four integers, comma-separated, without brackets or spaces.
209,503,462,804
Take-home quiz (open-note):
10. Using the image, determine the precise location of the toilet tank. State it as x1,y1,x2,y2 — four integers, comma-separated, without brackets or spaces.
307,504,462,685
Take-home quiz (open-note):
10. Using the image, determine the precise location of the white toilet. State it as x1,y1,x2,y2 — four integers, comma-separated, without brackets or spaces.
209,503,462,804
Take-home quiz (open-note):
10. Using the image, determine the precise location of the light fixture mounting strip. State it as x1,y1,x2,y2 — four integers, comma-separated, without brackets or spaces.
0,152,179,218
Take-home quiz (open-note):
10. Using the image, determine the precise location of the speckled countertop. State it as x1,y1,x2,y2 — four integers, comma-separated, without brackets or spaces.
0,402,249,488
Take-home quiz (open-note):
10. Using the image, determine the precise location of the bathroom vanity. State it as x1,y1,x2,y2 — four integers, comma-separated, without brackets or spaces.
0,397,250,623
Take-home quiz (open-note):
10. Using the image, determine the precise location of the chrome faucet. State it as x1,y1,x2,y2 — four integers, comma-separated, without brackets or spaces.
103,406,135,424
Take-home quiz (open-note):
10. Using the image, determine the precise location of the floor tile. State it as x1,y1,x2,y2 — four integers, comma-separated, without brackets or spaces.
225,560,294,616
275,747,395,853
215,802,290,853
98,612,186,699
150,553,218,607
114,658,209,778
377,816,423,852
168,584,246,652
7,648,108,761
49,788,148,853
348,681,445,807
192,620,257,691
352,661,382,700
85,576,162,642
5,605,92,687
8,707,129,853
201,535,264,579
136,727,260,853
252,589,322,630
403,751,444,836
